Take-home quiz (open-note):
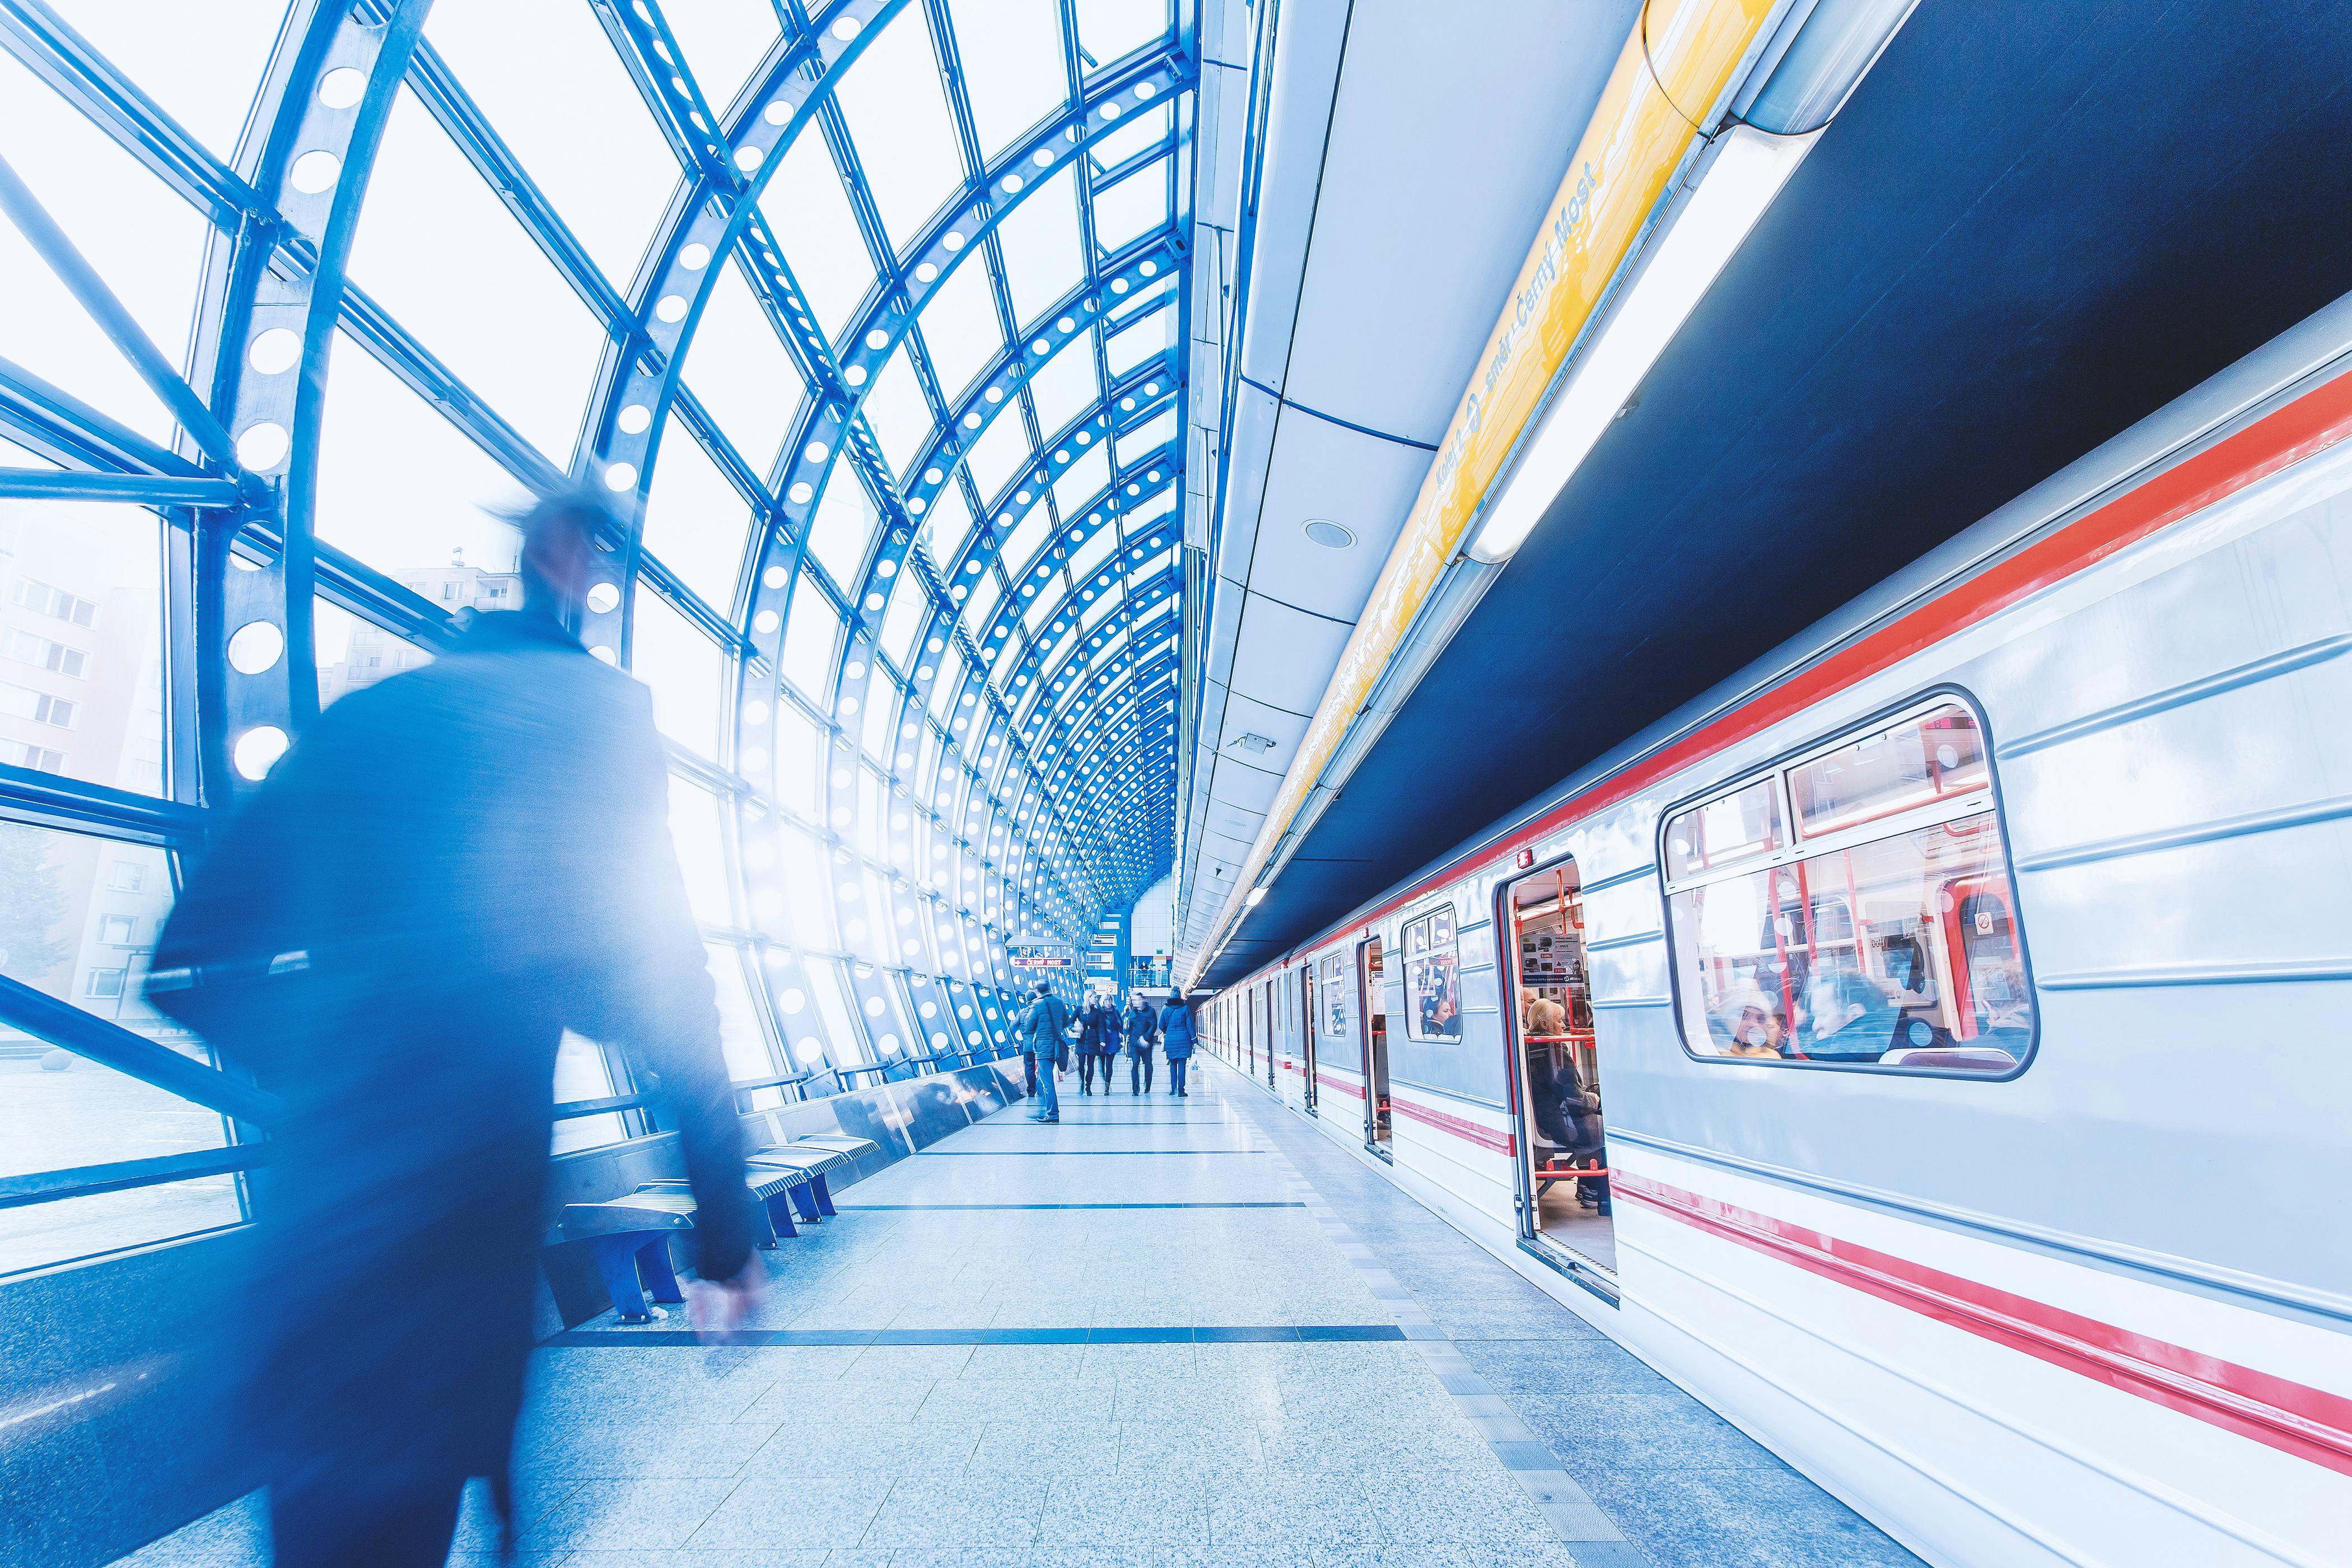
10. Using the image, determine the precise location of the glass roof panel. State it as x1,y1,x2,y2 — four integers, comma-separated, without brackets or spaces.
807,472,880,587
349,88,609,460
1091,158,1170,254
1104,305,1174,377
660,0,779,113
1073,0,1172,68
1087,102,1173,174
950,0,1067,163
0,49,208,442
995,167,1085,326
1116,405,1179,469
47,0,282,158
917,259,1005,404
863,346,934,479
631,585,725,758
833,6,968,257
779,587,839,701
1028,336,1100,435
963,409,1031,502
963,571,1001,635
880,581,926,667
424,0,685,291
638,426,753,610
1003,510,1050,575
680,255,806,469
1068,526,1116,581
920,481,974,563
313,331,524,581
763,133,877,345
1052,443,1110,517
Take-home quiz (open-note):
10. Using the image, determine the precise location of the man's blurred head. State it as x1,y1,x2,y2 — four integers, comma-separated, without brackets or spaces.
511,488,615,621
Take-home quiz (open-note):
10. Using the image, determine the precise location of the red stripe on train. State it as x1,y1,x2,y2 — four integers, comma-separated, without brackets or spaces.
1614,1173,2352,1478
1315,1072,1365,1099
1390,1097,1514,1156
1281,363,2352,970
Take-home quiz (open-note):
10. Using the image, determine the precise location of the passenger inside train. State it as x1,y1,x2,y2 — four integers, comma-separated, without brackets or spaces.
1665,701,2036,1072
1507,867,1612,1271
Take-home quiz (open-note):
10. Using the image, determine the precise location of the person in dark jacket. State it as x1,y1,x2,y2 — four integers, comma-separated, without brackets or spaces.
1019,981,1068,1122
1075,995,1122,1094
1124,993,1159,1094
1158,995,1198,1096
147,492,759,1568
1529,1048,1609,1214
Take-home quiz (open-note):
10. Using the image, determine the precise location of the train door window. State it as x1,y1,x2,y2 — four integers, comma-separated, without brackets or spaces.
1401,906,1462,1041
1298,964,1317,1112
1662,696,2034,1074
1264,977,1277,1087
1504,863,1612,1275
1358,936,1391,1158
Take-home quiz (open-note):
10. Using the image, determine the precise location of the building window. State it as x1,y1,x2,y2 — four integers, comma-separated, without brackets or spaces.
1401,905,1462,1042
7,631,87,678
12,577,99,628
99,914,137,945
1,739,68,772
0,682,77,728
85,967,127,1000
108,860,145,892
1661,695,2034,1075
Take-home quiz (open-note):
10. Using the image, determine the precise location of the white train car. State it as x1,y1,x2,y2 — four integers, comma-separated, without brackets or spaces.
1202,296,2352,1566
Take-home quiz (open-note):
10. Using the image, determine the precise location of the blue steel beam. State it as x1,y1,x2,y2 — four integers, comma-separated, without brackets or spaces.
0,0,262,227
0,469,242,506
0,150,247,474
0,354,206,477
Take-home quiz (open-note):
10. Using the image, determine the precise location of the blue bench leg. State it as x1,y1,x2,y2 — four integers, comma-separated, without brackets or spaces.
636,1237,685,1304
788,1180,823,1222
764,1190,800,1239
811,1173,837,1217
591,1235,655,1323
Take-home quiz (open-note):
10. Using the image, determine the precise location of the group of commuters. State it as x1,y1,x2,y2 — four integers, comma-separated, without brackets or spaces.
1017,982,1198,1122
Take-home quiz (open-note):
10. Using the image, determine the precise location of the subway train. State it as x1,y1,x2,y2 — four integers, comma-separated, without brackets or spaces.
1201,295,2352,1565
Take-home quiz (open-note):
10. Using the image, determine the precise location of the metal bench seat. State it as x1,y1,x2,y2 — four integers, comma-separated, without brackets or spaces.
548,1193,697,1323
746,1141,860,1217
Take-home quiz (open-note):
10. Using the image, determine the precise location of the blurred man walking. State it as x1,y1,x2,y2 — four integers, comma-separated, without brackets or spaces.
151,492,759,1567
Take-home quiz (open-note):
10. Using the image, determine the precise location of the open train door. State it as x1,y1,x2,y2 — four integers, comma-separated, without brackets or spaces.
1500,859,1616,1294
1356,936,1391,1160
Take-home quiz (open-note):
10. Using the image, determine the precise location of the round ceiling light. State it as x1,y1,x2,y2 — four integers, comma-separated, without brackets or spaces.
1303,517,1354,549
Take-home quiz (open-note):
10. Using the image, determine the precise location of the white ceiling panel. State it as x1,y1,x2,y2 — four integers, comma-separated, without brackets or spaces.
1227,592,1351,717
1278,0,1641,444
1245,409,1431,622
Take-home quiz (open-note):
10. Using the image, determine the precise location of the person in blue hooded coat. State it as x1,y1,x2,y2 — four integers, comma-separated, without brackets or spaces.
147,493,759,1567
1157,995,1198,1096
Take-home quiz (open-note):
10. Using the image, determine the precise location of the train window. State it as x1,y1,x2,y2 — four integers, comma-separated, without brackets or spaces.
1662,774,1782,880
1787,702,1987,838
1318,951,1348,1038
1401,906,1462,1042
1662,694,2033,1075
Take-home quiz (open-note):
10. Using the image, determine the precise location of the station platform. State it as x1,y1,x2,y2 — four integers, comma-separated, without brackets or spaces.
119,1057,1922,1567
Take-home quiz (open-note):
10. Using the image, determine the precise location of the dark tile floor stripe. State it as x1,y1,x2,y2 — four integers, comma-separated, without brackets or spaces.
914,1149,1269,1156
836,1201,1308,1210
548,1323,1408,1347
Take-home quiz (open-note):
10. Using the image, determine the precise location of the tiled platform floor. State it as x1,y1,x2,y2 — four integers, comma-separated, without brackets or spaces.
118,1057,1922,1567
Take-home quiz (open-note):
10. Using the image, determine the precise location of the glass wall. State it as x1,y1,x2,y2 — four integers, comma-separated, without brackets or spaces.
0,0,1188,1277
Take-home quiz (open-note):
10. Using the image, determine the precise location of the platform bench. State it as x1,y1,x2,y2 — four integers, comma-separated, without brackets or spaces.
548,1192,697,1323
747,1133,880,1218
